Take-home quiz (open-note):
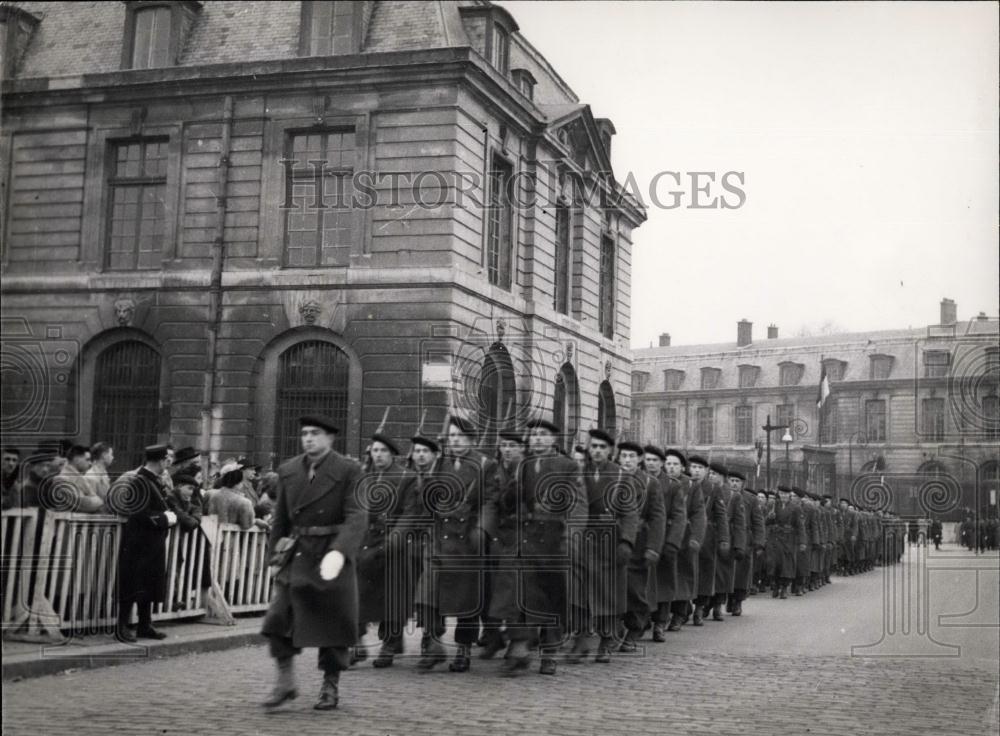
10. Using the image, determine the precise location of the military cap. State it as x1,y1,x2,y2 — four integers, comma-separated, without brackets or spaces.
792,487,806,498
708,462,728,476
588,428,615,445
173,446,201,464
526,418,560,434
371,433,400,455
727,470,746,482
664,448,688,466
688,455,709,468
643,444,666,461
498,429,526,444
145,444,170,462
299,415,339,434
448,414,478,437
617,440,644,456
410,435,440,453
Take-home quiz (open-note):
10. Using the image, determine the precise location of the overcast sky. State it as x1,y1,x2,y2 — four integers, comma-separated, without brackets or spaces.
500,1,999,348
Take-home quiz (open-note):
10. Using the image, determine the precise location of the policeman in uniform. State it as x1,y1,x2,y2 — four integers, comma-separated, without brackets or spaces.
642,445,687,641
261,415,367,711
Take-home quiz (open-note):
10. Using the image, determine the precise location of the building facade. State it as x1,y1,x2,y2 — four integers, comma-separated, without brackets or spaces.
0,1,644,470
631,300,999,521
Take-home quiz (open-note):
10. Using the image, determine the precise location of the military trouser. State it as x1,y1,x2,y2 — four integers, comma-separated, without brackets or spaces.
267,634,350,674
652,601,672,625
419,605,479,646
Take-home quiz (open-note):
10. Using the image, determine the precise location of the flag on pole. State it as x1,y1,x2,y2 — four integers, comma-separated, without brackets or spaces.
816,364,831,410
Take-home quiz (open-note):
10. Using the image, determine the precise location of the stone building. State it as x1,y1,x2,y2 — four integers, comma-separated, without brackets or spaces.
0,1,644,469
630,299,999,520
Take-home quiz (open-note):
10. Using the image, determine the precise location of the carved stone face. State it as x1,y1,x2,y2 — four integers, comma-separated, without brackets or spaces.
298,300,322,325
113,298,136,327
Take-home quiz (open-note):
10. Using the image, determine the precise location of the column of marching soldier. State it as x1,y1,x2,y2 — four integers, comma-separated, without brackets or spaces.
259,414,905,711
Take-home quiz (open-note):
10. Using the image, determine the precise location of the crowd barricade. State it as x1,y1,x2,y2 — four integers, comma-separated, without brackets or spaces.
0,509,273,638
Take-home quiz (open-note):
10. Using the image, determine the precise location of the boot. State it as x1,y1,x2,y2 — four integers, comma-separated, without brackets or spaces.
313,672,339,711
667,613,683,632
262,658,297,708
619,630,638,653
448,644,471,672
372,641,396,668
499,640,530,677
731,599,743,617
652,623,667,642
478,633,506,660
350,645,367,665
692,608,704,626
564,633,592,664
595,637,614,663
724,598,733,614
416,637,447,672
771,585,780,599
711,604,725,622
539,657,557,676
779,584,788,600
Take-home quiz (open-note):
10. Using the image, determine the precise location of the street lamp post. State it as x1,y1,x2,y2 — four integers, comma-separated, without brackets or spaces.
761,414,790,491
782,427,793,484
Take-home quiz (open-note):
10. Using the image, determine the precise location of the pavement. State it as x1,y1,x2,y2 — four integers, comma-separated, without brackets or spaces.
2,544,998,736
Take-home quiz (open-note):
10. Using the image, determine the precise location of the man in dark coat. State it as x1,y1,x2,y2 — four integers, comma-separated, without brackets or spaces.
261,416,367,711
111,443,177,642
929,517,943,550
566,429,639,664
643,446,687,641
694,460,730,623
617,441,666,651
730,473,764,616
711,466,746,620
765,485,806,598
669,450,705,630
484,419,585,676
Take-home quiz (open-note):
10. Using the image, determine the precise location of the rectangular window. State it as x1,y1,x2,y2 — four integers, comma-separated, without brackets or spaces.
823,359,846,382
865,399,887,442
735,405,753,444
738,365,759,388
492,25,510,73
284,129,356,268
631,372,649,393
779,363,804,386
700,367,721,390
107,139,168,270
598,234,616,338
921,398,945,441
663,370,684,391
924,350,951,379
660,408,677,445
553,204,570,314
131,5,172,69
983,394,999,441
307,0,356,55
631,406,642,437
820,397,838,444
870,355,894,380
775,403,794,441
697,406,714,445
486,155,513,289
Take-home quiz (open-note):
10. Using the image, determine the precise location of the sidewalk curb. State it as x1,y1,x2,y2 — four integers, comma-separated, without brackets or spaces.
2,626,265,681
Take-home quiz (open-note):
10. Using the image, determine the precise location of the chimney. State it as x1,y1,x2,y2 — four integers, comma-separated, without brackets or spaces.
977,311,988,321
767,324,779,339
737,319,752,347
658,333,671,347
940,298,956,325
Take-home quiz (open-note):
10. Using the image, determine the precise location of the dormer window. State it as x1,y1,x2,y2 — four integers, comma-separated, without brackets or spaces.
778,361,804,386
663,369,685,391
0,4,41,79
738,364,760,388
459,4,519,75
700,367,722,390
511,68,536,101
632,371,650,393
869,354,895,380
122,1,202,71
822,358,847,382
923,349,951,379
300,0,364,57
492,24,510,74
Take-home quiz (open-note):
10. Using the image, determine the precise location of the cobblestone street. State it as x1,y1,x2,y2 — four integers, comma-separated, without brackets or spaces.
3,545,997,736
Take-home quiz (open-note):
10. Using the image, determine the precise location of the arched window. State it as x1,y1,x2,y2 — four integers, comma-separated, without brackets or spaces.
597,380,616,437
275,340,350,459
91,340,161,471
478,343,516,447
552,363,579,451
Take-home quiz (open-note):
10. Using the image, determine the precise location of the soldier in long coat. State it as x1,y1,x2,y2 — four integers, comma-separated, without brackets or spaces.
617,441,666,650
669,450,705,630
354,433,415,668
711,468,746,620
484,419,585,676
730,474,765,616
839,499,858,574
111,444,178,642
413,416,494,673
694,460,730,623
764,485,807,598
566,429,639,664
642,446,687,641
791,488,813,595
261,416,367,711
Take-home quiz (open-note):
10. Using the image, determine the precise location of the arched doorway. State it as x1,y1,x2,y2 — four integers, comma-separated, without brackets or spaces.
477,343,516,447
597,380,616,437
552,362,579,451
91,340,162,471
274,340,351,459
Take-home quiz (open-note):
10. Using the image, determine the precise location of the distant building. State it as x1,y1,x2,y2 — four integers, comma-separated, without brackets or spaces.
631,299,999,520
0,1,644,469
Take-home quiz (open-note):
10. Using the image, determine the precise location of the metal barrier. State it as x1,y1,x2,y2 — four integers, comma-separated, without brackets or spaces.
1,508,41,633
212,523,274,613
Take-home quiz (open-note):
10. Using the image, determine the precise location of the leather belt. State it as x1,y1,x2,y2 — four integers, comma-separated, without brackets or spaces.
293,524,341,537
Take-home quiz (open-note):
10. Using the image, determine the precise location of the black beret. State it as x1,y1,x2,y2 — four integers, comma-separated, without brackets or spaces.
792,487,806,498
145,444,170,462
173,446,201,464
617,441,644,456
299,415,339,434
410,435,440,453
727,471,746,481
588,428,615,445
708,462,728,476
777,485,793,493
838,497,851,504
526,418,560,434
370,433,400,455
643,444,666,461
498,430,526,444
448,414,478,437
688,455,709,468
664,448,687,466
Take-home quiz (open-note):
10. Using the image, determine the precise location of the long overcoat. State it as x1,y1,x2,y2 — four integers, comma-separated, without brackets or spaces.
697,479,730,598
626,470,666,617
765,497,806,580
715,486,747,595
736,490,766,591
653,472,688,604
261,451,366,649
115,466,172,605
674,476,706,601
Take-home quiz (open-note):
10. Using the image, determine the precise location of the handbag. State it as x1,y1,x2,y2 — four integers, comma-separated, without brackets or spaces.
268,535,298,571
